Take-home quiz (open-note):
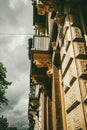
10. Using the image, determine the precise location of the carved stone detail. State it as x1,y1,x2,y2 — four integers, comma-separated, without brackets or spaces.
46,68,53,78
67,27,83,41
73,42,87,58
71,27,83,41
65,83,81,113
67,104,86,130
76,60,87,79
79,79,87,104
63,61,77,90
33,53,52,68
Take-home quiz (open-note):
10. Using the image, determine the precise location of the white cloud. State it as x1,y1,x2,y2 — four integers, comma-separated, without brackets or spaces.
0,0,32,129
13,97,28,113
9,0,29,10
7,35,25,51
4,97,29,128
9,0,17,9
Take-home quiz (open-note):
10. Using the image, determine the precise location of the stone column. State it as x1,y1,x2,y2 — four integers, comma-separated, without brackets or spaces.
52,64,63,130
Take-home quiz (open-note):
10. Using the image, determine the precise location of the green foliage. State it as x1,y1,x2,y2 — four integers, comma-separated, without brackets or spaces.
0,115,8,130
0,62,12,107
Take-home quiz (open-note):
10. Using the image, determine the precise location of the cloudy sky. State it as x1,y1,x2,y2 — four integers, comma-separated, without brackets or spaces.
0,0,33,129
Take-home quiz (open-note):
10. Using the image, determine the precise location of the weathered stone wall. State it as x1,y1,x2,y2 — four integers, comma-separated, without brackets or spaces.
60,3,87,130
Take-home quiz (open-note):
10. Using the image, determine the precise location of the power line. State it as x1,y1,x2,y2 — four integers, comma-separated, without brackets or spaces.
0,33,34,36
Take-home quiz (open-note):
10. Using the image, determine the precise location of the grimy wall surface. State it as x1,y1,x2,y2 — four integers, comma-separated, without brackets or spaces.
59,2,87,130
28,0,87,130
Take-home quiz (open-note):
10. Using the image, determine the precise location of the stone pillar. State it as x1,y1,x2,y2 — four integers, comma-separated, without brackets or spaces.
46,96,53,130
52,64,63,130
52,73,57,130
41,92,46,130
39,92,46,130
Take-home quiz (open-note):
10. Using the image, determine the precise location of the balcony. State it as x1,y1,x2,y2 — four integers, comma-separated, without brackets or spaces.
28,35,53,84
28,35,52,62
28,36,51,60
32,35,50,51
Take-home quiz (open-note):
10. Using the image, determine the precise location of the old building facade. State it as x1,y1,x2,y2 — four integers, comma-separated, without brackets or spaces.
28,0,87,130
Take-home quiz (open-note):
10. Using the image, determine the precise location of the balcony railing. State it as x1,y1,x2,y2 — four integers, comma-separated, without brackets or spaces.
32,35,50,51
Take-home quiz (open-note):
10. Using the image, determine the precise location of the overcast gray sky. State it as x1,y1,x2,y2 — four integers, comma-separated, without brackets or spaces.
0,0,33,129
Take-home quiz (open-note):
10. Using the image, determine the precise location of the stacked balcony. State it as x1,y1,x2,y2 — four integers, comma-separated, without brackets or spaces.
29,85,40,116
28,1,62,129
28,84,44,130
28,35,53,84
28,34,52,129
31,35,50,51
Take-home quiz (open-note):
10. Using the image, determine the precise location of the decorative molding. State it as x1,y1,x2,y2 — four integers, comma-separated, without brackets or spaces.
76,59,87,79
73,42,87,59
